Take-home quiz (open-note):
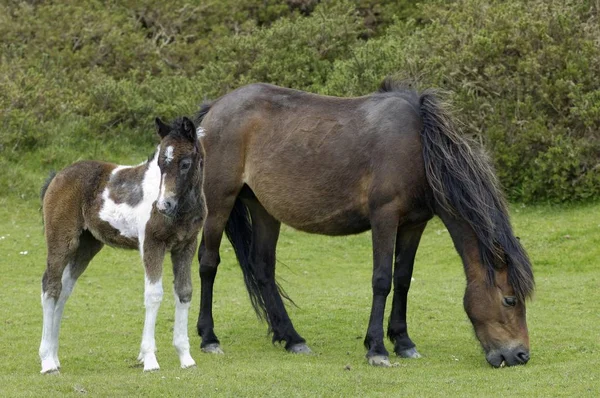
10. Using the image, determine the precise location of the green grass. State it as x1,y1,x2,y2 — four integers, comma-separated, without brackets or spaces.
0,198,598,397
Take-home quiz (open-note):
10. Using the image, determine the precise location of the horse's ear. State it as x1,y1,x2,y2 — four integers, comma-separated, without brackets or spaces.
181,117,197,143
155,117,170,138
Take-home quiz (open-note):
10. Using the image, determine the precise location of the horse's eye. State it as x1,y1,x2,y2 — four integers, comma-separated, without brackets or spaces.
502,296,517,307
180,159,191,171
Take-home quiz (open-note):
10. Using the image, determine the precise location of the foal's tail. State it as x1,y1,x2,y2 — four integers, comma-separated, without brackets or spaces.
40,171,57,203
418,92,534,301
39,171,57,220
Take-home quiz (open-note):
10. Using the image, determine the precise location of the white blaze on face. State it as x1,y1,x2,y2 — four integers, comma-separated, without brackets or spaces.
164,146,174,165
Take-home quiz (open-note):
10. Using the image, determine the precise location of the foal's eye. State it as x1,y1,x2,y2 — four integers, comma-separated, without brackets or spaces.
180,159,192,172
502,296,517,307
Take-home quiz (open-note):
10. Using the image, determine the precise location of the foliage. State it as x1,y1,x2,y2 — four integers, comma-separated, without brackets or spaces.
324,0,600,202
0,0,598,202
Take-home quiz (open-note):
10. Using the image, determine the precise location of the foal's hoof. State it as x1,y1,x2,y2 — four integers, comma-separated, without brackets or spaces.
201,343,224,354
367,355,392,367
40,367,60,375
288,343,312,354
397,347,422,359
40,359,60,375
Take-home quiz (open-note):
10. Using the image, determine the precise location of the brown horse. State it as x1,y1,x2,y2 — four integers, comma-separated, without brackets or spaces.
39,117,206,373
194,79,534,367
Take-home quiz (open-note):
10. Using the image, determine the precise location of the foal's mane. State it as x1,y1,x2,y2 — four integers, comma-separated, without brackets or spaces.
378,78,534,301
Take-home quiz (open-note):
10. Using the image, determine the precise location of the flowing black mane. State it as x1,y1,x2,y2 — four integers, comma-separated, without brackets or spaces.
377,81,535,301
378,79,534,301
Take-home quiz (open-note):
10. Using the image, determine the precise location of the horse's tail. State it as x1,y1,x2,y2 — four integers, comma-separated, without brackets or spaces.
40,171,57,203
418,92,534,301
224,197,295,323
224,198,267,320
39,170,57,224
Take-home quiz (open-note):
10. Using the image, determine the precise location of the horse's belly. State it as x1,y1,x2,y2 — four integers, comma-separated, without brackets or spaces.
254,192,371,236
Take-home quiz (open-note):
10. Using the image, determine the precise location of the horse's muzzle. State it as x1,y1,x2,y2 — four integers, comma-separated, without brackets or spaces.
157,197,177,217
486,346,530,367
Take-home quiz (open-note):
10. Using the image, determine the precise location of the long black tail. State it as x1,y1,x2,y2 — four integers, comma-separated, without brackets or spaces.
418,92,534,301
224,198,295,323
224,198,267,320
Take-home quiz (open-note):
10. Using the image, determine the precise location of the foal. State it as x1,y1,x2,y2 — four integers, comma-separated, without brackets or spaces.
39,117,206,373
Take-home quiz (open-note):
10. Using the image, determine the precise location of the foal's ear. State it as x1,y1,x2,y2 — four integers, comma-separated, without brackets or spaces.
181,117,197,143
155,117,170,139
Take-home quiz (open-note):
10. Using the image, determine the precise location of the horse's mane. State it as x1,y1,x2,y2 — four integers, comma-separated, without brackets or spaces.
379,78,534,301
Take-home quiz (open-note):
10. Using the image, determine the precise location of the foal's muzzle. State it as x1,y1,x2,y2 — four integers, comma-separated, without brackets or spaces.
157,197,177,217
486,346,530,367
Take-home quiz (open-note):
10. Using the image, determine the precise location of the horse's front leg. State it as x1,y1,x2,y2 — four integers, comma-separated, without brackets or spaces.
387,222,427,358
171,238,197,368
138,239,166,372
364,203,400,367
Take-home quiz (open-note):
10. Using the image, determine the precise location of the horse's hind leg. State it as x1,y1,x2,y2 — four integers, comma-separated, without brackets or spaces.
39,203,90,373
50,230,103,367
171,238,197,368
387,222,427,359
245,199,308,353
364,203,400,367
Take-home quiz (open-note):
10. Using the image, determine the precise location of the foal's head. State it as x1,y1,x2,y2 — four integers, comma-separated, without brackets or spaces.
154,117,204,217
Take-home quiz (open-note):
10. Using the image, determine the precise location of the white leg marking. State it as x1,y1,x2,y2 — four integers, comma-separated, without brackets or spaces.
173,291,195,369
139,276,163,371
40,291,58,374
50,264,77,369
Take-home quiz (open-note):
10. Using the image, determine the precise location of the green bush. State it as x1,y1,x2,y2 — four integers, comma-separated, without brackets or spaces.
325,0,600,202
0,0,597,203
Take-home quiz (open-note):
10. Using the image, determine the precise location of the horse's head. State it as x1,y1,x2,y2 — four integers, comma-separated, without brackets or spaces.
154,116,204,217
463,255,531,368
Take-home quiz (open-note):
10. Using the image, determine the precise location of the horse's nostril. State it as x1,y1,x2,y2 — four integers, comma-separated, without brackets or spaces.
516,350,530,364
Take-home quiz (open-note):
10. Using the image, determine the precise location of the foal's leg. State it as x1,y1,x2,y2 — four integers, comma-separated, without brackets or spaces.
364,202,400,367
246,200,309,353
171,238,197,368
138,240,166,371
50,231,103,369
197,195,237,354
387,222,427,358
40,206,85,374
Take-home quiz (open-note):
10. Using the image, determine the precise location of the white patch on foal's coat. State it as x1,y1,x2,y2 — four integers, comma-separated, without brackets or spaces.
196,126,205,137
98,148,161,249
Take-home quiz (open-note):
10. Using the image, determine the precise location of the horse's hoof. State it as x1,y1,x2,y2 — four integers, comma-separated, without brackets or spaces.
180,355,196,369
288,343,312,354
40,359,60,375
201,343,224,354
368,355,391,367
397,347,422,358
40,367,60,375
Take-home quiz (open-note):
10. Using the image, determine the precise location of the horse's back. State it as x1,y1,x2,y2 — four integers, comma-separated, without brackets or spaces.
201,84,430,234
43,161,114,212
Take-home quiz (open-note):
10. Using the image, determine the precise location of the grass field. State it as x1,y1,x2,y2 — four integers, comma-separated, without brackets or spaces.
0,197,598,397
